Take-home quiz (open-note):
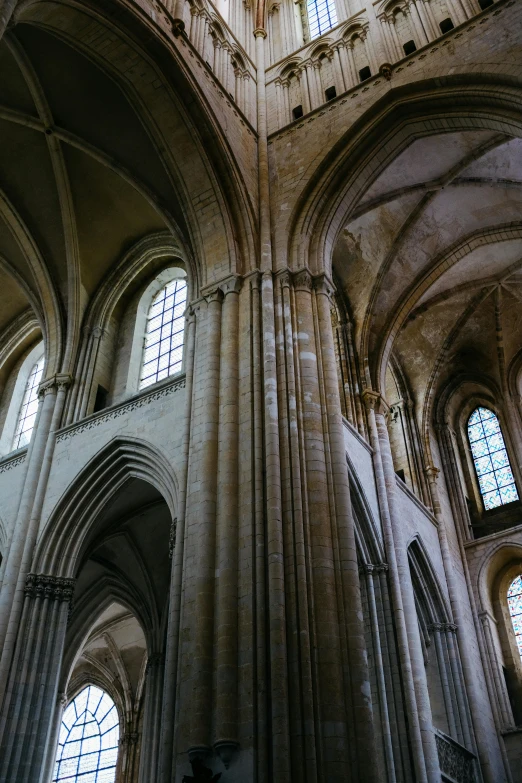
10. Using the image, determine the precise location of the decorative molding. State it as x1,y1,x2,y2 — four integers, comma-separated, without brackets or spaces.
56,375,186,443
428,622,458,633
24,573,75,603
0,451,27,474
359,562,389,575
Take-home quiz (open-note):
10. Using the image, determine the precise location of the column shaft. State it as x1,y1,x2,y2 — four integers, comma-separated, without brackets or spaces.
189,293,222,754
214,284,240,762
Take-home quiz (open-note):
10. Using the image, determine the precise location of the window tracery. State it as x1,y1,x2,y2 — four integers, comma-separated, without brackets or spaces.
467,407,518,510
53,685,119,783
508,575,522,662
139,278,187,390
12,356,44,450
307,0,337,39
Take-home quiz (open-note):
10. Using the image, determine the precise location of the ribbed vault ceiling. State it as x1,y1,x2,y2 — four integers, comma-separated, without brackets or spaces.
0,22,184,367
334,129,522,427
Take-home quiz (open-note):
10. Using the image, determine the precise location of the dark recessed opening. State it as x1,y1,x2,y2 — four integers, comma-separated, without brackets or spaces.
358,66,371,82
396,469,406,483
292,104,303,120
93,385,109,413
439,17,454,33
325,85,337,101
403,40,416,55
478,0,493,8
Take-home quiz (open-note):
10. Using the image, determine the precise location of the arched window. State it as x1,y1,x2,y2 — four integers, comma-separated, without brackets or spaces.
139,278,187,390
12,355,44,450
467,407,518,510
508,575,522,662
53,685,120,783
307,0,337,39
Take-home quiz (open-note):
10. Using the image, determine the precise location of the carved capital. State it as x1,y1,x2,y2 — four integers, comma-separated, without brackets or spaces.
293,268,313,291
278,270,292,290
313,273,335,298
204,287,224,305
220,275,242,296
39,373,73,398
253,28,267,38
25,573,76,603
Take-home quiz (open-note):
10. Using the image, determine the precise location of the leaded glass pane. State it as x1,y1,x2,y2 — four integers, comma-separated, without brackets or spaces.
139,279,187,390
467,407,518,510
307,0,337,39
508,575,522,659
53,685,119,783
12,356,44,450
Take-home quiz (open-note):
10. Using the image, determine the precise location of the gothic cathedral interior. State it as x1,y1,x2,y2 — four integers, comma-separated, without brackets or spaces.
0,0,521,781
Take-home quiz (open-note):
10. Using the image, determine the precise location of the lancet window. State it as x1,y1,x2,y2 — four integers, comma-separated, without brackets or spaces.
53,685,119,783
307,0,337,39
139,278,187,390
508,575,522,662
12,355,44,450
467,407,518,510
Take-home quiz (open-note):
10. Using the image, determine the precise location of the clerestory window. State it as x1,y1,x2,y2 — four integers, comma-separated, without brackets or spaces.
12,355,44,450
307,0,337,39
507,575,522,663
467,407,518,510
139,278,187,390
53,685,119,783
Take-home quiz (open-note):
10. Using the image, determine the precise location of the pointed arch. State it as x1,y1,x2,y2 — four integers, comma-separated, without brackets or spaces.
33,437,178,578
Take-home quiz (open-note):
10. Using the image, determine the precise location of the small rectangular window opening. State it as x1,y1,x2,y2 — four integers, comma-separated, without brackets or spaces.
439,17,454,33
93,385,108,413
403,40,416,56
358,66,371,83
292,105,304,120
325,85,337,101
478,0,494,8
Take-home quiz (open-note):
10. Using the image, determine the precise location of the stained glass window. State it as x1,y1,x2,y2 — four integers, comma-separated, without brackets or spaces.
307,0,337,39
12,356,44,450
467,407,518,510
508,575,522,661
139,279,187,390
53,685,119,783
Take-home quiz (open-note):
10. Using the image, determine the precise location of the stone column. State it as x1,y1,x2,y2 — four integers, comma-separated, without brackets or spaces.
313,275,379,781
298,63,312,114
0,374,71,705
255,25,291,780
417,0,439,38
426,465,502,781
363,391,434,783
159,310,195,782
0,573,75,781
188,289,223,760
214,276,241,768
332,45,347,92
277,271,317,781
140,654,164,781
374,406,441,783
407,1,429,45
360,563,396,780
